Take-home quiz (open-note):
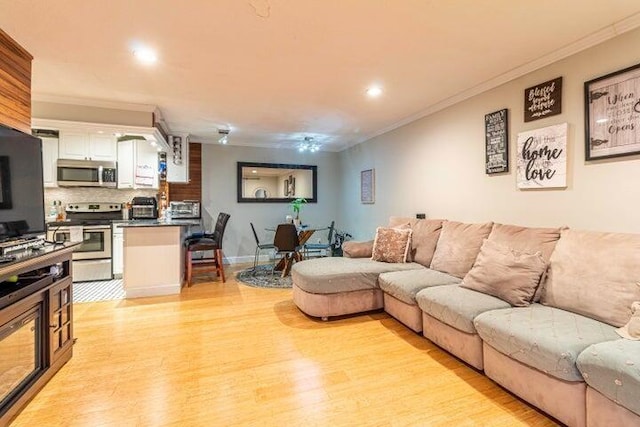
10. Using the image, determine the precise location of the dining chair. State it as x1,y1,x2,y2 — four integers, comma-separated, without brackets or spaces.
185,212,230,285
250,222,275,272
304,220,335,258
272,223,302,277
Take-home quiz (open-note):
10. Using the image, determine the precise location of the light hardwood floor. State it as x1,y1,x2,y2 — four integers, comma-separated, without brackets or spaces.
11,265,558,426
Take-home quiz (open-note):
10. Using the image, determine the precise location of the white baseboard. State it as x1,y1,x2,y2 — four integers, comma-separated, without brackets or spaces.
125,284,181,298
223,254,271,265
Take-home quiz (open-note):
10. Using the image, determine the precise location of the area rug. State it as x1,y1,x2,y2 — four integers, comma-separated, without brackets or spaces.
235,264,292,289
73,279,125,303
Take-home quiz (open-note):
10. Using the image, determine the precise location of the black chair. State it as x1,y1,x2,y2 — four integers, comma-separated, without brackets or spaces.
304,221,335,258
250,222,275,272
272,223,302,277
185,212,230,285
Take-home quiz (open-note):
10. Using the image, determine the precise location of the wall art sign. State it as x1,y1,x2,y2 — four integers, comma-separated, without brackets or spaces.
585,62,640,160
360,169,375,204
524,77,563,122
485,109,509,174
516,123,567,189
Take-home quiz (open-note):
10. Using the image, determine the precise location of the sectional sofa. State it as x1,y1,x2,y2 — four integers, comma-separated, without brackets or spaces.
291,217,640,427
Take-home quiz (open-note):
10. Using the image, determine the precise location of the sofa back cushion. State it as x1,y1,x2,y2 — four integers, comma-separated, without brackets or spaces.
488,223,562,263
430,220,494,278
461,239,547,306
387,217,444,267
541,229,640,327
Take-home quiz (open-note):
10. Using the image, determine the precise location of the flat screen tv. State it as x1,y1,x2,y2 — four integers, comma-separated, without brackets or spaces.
0,125,45,240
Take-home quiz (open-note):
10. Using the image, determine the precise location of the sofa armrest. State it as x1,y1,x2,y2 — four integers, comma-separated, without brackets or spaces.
342,240,374,258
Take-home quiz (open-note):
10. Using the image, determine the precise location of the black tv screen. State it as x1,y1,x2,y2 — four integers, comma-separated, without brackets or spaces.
0,125,45,239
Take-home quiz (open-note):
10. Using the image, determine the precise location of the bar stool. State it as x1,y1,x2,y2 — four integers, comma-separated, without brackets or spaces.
185,212,230,285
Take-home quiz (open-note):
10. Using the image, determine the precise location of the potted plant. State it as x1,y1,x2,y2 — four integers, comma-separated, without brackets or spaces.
290,198,307,226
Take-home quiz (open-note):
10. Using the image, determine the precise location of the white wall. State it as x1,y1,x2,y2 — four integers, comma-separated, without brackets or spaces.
201,144,340,263
339,27,640,240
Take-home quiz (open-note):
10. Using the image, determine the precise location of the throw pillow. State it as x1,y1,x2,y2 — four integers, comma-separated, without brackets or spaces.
430,220,494,278
371,227,412,263
460,239,547,307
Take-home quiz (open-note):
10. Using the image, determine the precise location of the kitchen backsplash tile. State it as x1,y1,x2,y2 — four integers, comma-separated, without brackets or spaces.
45,187,158,210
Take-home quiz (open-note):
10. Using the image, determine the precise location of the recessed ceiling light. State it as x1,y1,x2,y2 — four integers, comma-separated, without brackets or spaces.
366,86,383,98
133,46,158,65
252,170,257,174
150,141,157,146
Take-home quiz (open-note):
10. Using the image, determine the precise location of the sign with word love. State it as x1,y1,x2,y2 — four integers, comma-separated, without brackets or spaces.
516,123,567,189
524,77,562,122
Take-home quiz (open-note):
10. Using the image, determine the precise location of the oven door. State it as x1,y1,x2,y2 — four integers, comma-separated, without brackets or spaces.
48,225,112,260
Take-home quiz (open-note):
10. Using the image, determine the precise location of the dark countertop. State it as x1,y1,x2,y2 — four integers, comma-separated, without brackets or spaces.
116,219,202,228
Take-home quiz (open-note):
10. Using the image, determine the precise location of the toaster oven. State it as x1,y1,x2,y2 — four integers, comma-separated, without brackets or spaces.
169,201,200,219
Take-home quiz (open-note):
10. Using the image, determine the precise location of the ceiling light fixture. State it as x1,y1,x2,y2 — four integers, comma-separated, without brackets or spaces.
366,86,383,98
218,128,230,144
133,46,158,65
298,136,320,153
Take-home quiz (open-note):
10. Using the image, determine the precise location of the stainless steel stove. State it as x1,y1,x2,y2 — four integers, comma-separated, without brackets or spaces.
46,203,122,282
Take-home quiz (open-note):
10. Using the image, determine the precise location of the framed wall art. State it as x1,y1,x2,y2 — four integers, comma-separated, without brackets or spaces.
516,123,567,189
585,62,640,160
485,109,509,174
360,169,375,204
524,77,562,122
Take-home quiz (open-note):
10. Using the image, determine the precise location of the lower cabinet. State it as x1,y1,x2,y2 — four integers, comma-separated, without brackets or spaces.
48,277,73,361
112,225,124,278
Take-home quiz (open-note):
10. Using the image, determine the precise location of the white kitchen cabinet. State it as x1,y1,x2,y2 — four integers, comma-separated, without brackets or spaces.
117,139,159,189
166,134,190,183
117,139,135,189
41,137,59,187
112,224,124,278
59,131,117,161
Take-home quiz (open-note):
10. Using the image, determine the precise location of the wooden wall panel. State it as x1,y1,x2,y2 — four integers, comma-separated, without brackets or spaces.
169,142,202,202
0,29,32,134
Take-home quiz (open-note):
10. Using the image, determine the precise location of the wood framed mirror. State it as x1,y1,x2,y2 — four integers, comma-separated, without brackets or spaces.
237,162,317,203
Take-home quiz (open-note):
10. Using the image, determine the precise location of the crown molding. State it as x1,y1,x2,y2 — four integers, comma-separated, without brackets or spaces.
32,93,157,113
340,12,640,152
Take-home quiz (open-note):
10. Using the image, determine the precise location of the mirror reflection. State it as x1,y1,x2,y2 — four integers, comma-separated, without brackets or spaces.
237,162,317,203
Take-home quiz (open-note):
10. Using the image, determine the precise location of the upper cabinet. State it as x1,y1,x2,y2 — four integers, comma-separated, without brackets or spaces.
59,131,116,161
41,137,59,188
166,134,190,183
117,139,159,190
0,29,33,134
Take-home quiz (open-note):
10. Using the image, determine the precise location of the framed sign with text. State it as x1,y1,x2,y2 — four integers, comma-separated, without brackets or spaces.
360,169,375,204
524,77,562,122
516,123,567,189
585,62,640,160
484,109,509,174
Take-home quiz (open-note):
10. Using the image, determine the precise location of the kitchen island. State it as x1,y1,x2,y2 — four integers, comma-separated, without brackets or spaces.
120,219,201,298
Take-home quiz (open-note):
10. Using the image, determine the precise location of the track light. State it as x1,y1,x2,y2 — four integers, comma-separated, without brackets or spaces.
218,128,230,144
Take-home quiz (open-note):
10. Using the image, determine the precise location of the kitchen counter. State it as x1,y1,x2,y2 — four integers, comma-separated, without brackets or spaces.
116,219,202,227
121,221,199,298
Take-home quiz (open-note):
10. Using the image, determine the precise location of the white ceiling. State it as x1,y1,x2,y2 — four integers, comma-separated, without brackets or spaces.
2,1,640,151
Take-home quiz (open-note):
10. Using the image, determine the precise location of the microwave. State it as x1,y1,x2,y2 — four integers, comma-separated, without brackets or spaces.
57,159,117,188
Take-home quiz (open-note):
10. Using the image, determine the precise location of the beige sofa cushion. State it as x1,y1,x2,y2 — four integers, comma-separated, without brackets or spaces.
342,240,373,258
430,220,494,278
409,219,444,267
488,223,562,263
372,227,412,263
461,240,547,307
541,229,640,327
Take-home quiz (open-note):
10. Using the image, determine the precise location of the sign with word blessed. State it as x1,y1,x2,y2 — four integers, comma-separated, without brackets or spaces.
516,123,567,189
524,77,562,122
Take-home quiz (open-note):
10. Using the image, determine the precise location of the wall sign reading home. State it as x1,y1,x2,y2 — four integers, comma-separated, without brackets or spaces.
484,109,509,174
585,62,640,160
524,77,562,122
516,123,567,189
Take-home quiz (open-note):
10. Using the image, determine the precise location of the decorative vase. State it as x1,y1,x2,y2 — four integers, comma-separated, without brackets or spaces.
285,215,293,223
